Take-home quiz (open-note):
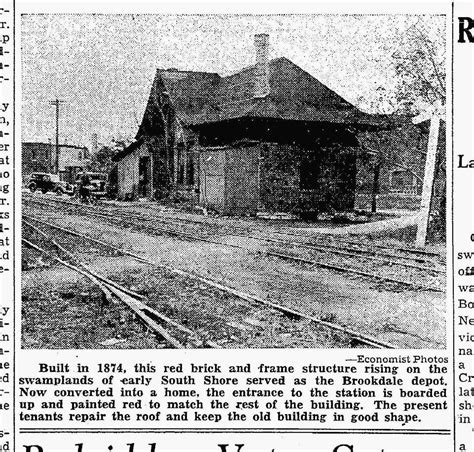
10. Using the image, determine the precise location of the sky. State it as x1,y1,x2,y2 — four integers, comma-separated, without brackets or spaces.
21,14,446,149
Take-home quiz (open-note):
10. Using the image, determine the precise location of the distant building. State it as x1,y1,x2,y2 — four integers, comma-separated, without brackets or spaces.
355,121,446,211
22,142,89,183
22,142,52,177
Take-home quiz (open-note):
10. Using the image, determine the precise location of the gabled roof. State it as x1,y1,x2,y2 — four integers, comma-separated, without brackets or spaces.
136,69,220,137
112,138,143,162
136,56,400,139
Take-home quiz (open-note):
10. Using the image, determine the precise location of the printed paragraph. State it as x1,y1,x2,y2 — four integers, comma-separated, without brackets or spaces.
18,357,449,428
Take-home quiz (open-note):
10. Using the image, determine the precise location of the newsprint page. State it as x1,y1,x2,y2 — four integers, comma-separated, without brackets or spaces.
0,0,472,451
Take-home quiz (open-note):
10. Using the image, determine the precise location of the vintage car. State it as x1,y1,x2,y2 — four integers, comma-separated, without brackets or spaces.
27,172,73,195
73,172,108,199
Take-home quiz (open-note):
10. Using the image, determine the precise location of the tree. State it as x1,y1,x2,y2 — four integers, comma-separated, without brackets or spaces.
356,121,427,213
392,22,446,113
394,22,446,241
90,144,118,173
355,22,446,218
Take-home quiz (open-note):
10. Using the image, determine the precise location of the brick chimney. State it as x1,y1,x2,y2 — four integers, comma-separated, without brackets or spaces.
254,33,270,98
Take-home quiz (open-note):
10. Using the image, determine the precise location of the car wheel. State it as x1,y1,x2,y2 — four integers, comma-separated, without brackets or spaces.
55,187,64,196
29,183,37,193
41,188,48,194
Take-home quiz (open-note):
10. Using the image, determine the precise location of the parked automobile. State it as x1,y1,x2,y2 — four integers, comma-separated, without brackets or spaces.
73,172,108,199
27,172,73,195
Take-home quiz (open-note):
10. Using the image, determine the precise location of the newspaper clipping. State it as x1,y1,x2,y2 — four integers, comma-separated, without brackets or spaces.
0,0,472,451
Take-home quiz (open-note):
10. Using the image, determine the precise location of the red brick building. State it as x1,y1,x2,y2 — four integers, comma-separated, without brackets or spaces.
114,34,397,215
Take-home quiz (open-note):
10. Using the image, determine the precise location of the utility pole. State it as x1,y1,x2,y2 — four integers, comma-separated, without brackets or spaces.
49,99,65,174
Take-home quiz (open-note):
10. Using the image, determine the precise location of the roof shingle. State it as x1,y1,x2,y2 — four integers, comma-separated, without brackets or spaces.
137,56,400,138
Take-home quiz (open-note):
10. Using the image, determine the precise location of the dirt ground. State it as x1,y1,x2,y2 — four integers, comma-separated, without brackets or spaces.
21,259,163,349
22,197,447,349
22,248,354,349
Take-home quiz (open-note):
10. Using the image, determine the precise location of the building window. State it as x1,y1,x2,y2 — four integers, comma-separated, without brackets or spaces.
390,170,417,193
176,143,185,184
78,151,82,160
178,164,185,184
187,153,195,185
391,171,408,188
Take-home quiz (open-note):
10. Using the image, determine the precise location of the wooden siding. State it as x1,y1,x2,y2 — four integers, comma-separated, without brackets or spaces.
199,147,226,211
199,145,259,215
198,141,356,216
224,146,259,215
117,143,150,199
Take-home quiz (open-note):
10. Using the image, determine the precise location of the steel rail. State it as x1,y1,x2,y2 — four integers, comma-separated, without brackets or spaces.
23,214,398,349
102,207,444,273
23,194,444,268
107,199,444,258
24,202,444,293
22,235,219,349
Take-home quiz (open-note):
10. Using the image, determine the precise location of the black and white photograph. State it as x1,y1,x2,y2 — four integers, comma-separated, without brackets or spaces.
20,13,447,350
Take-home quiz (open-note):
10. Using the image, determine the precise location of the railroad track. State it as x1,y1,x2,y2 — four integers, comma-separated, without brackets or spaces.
24,194,443,266
104,206,443,271
117,199,444,260
22,222,221,349
22,215,399,349
23,195,444,292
